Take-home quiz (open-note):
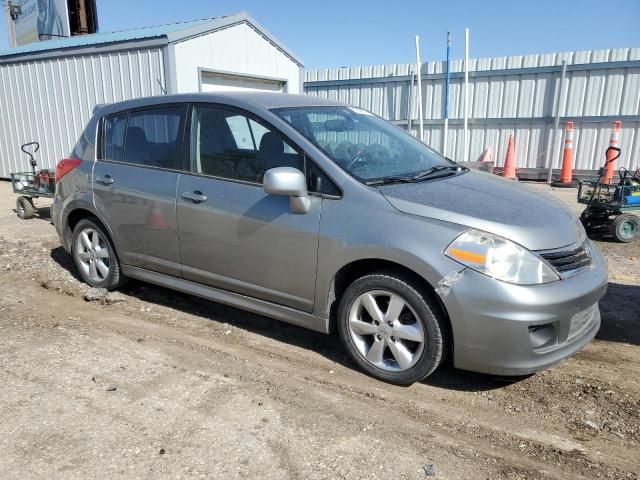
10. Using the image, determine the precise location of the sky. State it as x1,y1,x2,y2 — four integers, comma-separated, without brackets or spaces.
1,0,639,68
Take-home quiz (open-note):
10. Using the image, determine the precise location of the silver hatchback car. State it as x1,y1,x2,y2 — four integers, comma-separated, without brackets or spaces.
53,93,608,384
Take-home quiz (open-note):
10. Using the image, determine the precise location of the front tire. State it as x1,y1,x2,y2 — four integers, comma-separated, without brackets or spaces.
337,271,448,385
71,218,126,290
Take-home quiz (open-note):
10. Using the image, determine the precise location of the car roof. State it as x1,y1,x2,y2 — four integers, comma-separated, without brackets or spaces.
95,92,345,117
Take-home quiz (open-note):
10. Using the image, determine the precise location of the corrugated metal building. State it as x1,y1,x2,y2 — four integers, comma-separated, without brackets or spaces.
0,12,303,177
305,48,640,176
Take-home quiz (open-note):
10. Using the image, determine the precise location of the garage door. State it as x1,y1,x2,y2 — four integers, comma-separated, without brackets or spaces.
200,71,285,93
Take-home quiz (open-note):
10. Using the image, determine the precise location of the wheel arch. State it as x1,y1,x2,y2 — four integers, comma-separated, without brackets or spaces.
326,258,453,346
63,206,118,255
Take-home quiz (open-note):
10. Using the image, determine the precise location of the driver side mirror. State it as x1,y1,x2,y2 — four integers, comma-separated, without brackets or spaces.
263,167,311,214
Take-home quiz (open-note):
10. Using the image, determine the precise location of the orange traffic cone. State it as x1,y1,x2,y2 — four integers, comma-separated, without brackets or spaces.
603,121,622,184
501,134,517,179
551,122,578,188
477,146,492,163
146,201,169,229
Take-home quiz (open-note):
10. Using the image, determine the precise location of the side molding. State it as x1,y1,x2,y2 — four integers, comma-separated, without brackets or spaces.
122,265,331,334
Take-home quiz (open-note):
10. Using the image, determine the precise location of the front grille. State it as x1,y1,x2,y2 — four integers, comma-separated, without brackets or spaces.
540,242,591,274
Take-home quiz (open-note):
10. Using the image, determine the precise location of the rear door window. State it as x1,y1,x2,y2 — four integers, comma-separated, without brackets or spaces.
122,107,186,170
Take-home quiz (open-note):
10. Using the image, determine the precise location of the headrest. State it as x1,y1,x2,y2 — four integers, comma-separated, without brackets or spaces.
126,127,148,146
259,132,284,156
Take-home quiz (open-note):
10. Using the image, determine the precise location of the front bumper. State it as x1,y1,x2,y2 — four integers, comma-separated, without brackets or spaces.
442,242,608,376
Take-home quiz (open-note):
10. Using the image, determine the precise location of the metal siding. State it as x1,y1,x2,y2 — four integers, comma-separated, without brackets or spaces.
621,68,640,115
0,48,165,177
305,48,640,173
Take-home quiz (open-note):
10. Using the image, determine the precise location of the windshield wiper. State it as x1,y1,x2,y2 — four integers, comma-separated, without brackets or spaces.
412,165,467,181
366,165,468,186
365,175,415,186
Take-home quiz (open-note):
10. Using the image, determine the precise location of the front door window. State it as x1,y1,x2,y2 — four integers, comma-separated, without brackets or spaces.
190,106,303,183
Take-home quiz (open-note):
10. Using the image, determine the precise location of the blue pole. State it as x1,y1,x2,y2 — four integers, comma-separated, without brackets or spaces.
443,31,452,156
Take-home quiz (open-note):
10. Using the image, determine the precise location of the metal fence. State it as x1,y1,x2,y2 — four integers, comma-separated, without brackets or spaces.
0,48,166,177
304,48,640,176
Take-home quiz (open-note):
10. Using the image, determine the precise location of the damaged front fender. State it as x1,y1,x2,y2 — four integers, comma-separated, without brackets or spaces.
435,269,466,298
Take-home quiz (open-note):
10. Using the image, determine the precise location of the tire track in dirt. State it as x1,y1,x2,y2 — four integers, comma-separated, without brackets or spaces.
21,292,634,480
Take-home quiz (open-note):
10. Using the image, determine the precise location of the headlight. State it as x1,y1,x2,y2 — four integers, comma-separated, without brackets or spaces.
445,229,559,285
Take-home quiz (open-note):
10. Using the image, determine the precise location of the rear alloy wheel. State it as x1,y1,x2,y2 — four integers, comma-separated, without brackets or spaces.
71,218,125,289
611,214,639,243
337,271,448,385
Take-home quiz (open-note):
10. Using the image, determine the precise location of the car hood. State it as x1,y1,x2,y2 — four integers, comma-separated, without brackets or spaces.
379,170,584,251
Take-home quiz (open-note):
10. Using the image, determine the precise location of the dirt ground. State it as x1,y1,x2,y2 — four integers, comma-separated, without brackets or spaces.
0,180,638,480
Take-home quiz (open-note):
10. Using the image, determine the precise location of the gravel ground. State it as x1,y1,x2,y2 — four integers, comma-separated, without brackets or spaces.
0,180,638,480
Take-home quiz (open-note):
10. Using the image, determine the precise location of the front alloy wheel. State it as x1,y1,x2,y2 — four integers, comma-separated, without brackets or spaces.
348,290,425,372
337,271,448,385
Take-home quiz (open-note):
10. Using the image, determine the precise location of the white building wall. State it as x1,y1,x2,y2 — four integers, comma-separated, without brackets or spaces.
0,48,166,176
172,23,301,94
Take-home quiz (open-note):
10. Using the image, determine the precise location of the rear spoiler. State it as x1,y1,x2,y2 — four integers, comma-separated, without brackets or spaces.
93,103,109,115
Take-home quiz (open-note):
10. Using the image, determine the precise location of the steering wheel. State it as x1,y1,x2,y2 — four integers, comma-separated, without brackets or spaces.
348,149,367,169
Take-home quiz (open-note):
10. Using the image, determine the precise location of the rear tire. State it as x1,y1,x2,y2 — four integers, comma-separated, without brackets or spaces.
337,270,448,385
16,196,34,220
611,214,639,243
71,217,126,290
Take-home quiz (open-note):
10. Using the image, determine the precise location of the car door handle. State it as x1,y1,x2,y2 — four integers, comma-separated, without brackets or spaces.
182,191,207,203
95,175,114,186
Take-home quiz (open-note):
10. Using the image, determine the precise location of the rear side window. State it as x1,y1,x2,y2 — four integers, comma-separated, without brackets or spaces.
123,107,185,170
71,132,93,161
103,114,128,162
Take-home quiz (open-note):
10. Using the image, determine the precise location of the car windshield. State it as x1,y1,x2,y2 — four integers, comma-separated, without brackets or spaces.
271,106,453,183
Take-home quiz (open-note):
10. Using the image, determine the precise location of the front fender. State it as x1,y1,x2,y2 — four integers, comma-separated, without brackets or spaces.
313,195,466,318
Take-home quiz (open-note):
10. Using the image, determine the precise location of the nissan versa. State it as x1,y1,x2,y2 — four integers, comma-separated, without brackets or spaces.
52,93,608,385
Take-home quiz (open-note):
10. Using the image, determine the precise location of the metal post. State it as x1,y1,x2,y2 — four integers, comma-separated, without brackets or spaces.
443,31,451,156
77,0,89,35
415,35,424,142
546,60,568,183
463,28,470,162
406,68,415,132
